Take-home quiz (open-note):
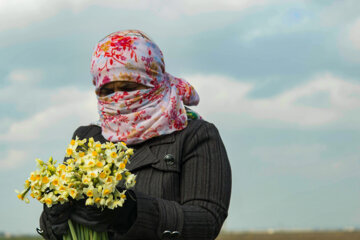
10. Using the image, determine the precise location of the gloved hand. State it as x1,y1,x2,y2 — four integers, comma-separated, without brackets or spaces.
39,202,73,240
70,190,137,234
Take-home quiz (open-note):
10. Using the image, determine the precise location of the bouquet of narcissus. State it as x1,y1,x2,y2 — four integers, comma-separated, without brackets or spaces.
16,137,136,240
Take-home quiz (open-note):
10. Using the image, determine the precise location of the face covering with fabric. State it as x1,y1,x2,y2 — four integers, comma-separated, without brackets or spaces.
90,30,200,145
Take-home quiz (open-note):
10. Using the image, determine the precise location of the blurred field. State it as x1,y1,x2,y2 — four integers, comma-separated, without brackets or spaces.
1,231,360,240
0,238,42,240
217,231,360,240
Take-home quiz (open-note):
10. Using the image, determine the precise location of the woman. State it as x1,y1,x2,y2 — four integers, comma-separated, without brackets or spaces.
39,30,232,240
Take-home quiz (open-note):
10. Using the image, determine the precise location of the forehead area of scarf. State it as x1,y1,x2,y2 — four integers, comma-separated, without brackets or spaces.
91,29,165,91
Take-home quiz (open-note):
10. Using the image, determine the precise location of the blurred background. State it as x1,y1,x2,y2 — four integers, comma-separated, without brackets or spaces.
0,0,359,238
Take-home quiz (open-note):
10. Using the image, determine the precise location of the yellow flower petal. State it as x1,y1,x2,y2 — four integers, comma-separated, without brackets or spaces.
42,176,49,184
45,198,52,205
66,148,73,156
86,190,94,197
116,174,122,181
103,189,110,195
99,172,107,179
52,179,59,186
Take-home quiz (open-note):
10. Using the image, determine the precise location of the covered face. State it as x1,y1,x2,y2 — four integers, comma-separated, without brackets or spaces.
90,30,200,144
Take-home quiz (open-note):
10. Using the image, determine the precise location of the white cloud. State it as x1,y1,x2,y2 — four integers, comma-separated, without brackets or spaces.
240,6,311,42
2,70,360,148
0,149,27,170
326,2,360,61
0,68,98,170
166,0,281,15
188,72,360,127
0,69,98,143
96,0,277,15
347,17,360,51
318,0,360,27
0,0,98,31
0,69,71,114
0,0,282,31
0,0,58,31
0,88,98,142
6,68,43,85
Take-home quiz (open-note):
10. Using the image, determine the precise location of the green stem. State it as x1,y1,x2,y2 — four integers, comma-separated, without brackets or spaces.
63,233,70,240
22,186,31,198
75,222,80,237
103,232,108,240
68,219,78,240
79,224,83,240
86,225,89,240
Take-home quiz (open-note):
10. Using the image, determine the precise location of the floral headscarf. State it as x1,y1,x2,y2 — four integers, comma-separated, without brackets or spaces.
90,30,200,144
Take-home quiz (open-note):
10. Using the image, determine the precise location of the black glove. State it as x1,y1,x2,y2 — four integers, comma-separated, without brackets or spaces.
70,190,137,234
39,202,73,240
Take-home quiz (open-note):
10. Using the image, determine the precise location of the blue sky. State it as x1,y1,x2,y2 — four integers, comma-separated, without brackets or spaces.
0,0,360,234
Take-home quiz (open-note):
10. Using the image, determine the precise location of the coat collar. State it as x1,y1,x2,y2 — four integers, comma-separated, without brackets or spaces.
126,133,176,172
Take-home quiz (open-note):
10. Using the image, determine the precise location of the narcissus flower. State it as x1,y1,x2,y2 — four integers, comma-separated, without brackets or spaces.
17,137,136,211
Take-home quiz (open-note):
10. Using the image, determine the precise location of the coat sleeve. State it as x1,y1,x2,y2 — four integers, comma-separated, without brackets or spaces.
119,122,232,239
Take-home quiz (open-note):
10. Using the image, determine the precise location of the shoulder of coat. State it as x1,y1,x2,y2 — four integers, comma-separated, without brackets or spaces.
185,118,218,134
73,124,101,140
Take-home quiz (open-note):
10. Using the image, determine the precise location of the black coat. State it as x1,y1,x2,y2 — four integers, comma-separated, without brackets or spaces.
42,119,231,240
